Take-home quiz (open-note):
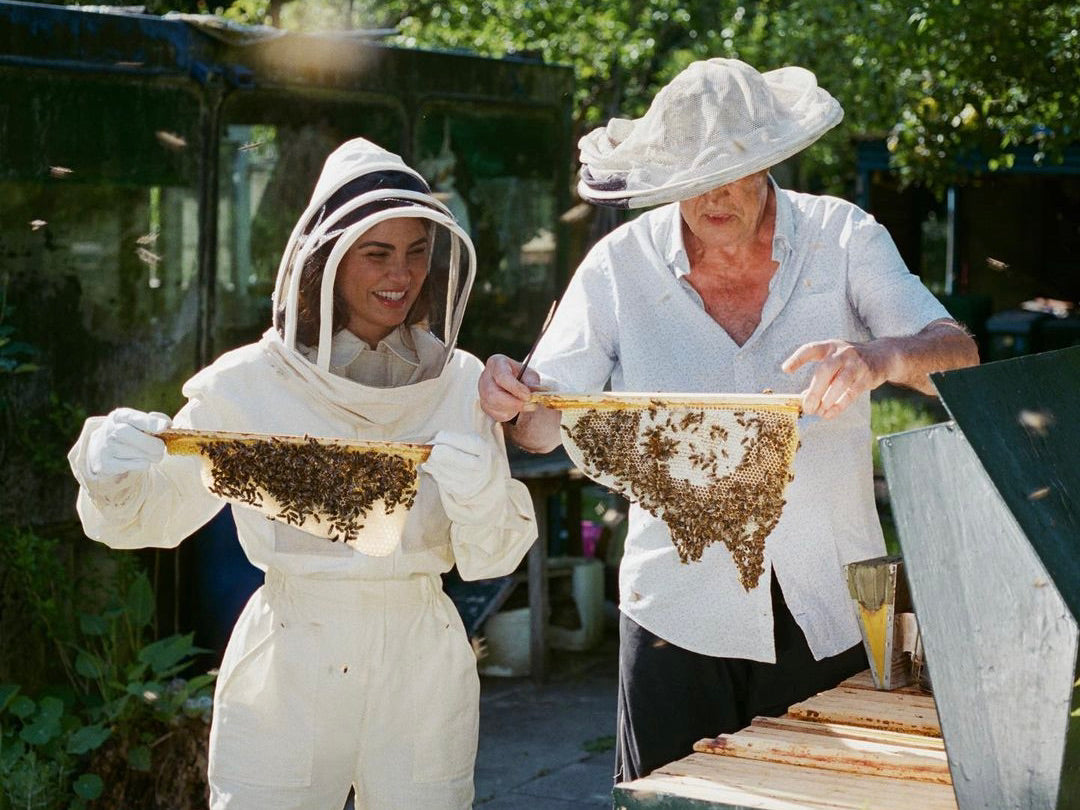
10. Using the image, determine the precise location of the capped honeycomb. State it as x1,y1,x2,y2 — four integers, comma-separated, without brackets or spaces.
541,394,799,591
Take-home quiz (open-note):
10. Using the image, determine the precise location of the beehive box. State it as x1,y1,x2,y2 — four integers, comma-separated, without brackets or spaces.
880,347,1080,809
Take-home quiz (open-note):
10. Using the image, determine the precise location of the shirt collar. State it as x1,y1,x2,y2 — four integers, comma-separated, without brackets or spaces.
660,203,691,279
769,176,794,259
327,326,420,370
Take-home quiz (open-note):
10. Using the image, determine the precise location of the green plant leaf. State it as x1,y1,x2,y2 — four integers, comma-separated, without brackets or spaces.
0,739,28,767
128,680,164,702
73,772,105,800
138,633,203,676
9,695,35,718
75,651,105,680
98,693,132,720
101,606,126,622
78,612,109,637
126,660,150,682
67,724,111,755
126,573,155,630
127,744,152,772
20,714,62,746
0,683,20,712
183,672,218,694
38,696,64,721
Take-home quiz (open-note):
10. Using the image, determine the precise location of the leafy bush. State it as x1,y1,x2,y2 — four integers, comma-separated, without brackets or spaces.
870,396,942,473
0,527,215,809
871,396,945,555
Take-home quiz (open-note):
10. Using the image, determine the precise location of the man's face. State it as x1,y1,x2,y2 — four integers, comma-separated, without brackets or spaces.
679,170,771,253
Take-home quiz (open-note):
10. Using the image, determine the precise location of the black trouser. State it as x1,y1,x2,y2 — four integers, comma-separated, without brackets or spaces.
614,575,867,783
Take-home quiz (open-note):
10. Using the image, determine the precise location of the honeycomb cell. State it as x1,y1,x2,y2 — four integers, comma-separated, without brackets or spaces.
560,402,798,591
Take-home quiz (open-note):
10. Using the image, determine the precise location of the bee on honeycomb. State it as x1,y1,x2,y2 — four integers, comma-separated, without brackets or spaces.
561,402,798,591
200,436,420,544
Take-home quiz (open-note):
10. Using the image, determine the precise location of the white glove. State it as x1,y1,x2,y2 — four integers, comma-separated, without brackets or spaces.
86,407,172,478
423,430,508,524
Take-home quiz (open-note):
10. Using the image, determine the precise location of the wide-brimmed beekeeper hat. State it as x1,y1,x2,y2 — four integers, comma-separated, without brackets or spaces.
577,58,843,209
272,138,475,373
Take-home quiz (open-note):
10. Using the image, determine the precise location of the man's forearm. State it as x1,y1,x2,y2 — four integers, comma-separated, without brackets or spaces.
504,405,563,454
879,319,980,395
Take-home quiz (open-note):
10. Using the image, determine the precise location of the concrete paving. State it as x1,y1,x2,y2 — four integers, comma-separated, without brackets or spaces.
474,629,620,808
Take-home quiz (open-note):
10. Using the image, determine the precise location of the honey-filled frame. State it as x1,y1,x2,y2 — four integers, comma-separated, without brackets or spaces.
159,429,431,557
534,392,801,590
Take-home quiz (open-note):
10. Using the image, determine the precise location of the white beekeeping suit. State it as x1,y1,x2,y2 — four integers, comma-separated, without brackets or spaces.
68,138,537,810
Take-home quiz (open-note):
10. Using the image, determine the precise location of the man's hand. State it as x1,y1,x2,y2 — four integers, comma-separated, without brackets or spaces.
478,354,563,453
782,319,979,419
782,340,890,419
478,354,537,423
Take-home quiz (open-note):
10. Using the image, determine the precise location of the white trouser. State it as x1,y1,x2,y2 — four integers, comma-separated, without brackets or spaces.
208,570,478,809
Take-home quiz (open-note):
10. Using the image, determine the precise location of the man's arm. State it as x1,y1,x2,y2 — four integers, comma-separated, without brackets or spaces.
478,354,563,453
782,318,980,419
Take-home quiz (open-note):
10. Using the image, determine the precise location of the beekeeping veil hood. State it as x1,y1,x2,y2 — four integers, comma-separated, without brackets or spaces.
272,138,475,373
577,58,843,209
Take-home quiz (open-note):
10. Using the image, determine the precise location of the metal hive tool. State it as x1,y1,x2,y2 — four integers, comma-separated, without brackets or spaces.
533,392,802,590
159,429,431,557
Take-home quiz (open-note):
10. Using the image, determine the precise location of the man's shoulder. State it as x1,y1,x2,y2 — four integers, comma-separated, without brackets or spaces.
777,186,880,242
779,185,864,217
587,203,678,264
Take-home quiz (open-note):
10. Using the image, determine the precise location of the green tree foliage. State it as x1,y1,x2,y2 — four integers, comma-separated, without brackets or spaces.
34,1,1079,194
215,0,1080,196
877,1,1080,187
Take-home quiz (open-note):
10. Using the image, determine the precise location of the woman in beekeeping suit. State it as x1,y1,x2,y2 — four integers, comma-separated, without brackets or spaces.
68,138,537,809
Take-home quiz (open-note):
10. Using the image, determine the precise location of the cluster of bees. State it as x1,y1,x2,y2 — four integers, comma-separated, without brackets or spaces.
564,404,797,591
200,436,419,544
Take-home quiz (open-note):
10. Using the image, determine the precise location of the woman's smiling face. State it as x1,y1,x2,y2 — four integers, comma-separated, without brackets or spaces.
334,217,430,346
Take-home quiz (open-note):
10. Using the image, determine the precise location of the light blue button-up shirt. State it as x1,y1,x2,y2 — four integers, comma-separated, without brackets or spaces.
532,180,949,661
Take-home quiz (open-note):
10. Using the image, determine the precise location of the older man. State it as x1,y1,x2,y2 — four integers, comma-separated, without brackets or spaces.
479,58,979,782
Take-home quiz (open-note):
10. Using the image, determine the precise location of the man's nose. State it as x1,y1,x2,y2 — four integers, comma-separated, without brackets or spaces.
703,185,730,202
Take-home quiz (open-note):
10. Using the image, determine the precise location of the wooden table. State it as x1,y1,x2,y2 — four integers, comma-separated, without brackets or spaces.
613,671,957,809
508,445,583,683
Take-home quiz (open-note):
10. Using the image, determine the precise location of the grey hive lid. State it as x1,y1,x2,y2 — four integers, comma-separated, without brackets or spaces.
930,345,1080,619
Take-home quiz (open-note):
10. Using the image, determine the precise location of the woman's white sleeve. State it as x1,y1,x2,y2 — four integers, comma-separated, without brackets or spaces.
449,425,538,581
68,410,224,550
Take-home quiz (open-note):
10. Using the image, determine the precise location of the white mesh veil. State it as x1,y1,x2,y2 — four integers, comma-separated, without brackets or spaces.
272,139,475,373
577,58,843,209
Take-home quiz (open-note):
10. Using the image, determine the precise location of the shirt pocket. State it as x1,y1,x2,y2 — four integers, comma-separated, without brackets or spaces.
208,594,321,787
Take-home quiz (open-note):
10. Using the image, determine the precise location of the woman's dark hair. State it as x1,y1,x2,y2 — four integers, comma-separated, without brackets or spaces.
286,171,436,347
